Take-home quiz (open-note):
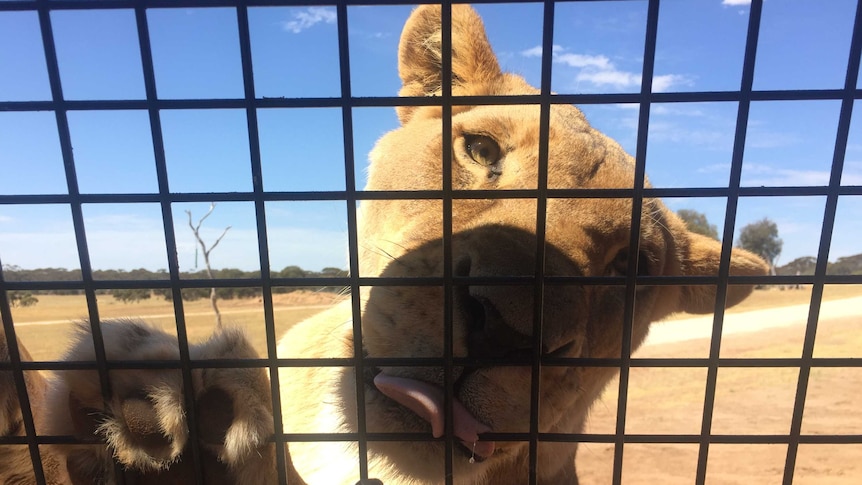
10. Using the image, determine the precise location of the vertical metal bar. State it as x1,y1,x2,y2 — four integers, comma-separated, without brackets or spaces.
334,2,371,483
440,0,455,485
234,4,289,483
133,6,205,484
694,0,764,483
443,0,464,480
36,0,115,421
0,260,47,484
610,0,659,483
528,1,555,483
781,0,862,483
441,2,455,483
37,1,130,482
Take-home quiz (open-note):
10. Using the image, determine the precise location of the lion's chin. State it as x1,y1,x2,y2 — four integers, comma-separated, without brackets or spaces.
373,373,497,460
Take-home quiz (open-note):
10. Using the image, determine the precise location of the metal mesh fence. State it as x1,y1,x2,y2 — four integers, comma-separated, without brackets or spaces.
1,0,861,484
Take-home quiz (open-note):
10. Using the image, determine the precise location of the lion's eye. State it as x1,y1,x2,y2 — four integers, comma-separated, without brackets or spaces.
611,248,651,277
464,135,502,166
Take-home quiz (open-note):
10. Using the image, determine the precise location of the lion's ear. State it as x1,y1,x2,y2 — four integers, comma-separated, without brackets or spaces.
678,232,769,314
396,5,502,124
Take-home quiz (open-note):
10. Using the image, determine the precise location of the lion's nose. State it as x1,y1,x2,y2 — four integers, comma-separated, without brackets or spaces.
463,293,535,359
455,254,540,360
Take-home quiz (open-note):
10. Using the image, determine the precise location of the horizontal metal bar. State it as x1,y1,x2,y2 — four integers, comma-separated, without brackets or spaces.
5,273,860,292
3,356,860,373
2,186,860,207
5,90,862,113
0,0,762,14
3,431,859,447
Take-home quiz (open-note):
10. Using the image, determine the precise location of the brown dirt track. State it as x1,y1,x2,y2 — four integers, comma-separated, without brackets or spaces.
577,297,862,485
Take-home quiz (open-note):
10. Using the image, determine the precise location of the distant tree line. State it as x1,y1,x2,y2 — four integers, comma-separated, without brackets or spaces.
777,254,862,276
2,265,349,303
6,208,861,307
677,210,860,276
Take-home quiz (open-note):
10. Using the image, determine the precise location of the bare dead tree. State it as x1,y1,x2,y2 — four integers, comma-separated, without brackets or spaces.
186,203,231,327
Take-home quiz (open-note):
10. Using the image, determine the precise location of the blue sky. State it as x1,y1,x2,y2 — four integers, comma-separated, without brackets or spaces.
1,0,860,275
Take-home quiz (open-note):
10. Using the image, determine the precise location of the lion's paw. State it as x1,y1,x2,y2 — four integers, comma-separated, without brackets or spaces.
44,319,274,483
189,326,274,468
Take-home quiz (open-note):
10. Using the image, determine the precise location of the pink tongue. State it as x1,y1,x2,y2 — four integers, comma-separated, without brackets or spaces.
373,373,496,459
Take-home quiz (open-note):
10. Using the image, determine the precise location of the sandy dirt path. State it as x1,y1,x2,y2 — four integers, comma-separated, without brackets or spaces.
11,304,332,327
646,296,862,346
577,298,862,485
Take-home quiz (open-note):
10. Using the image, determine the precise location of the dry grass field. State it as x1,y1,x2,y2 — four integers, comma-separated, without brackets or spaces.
8,290,345,360
9,284,860,360
5,284,861,483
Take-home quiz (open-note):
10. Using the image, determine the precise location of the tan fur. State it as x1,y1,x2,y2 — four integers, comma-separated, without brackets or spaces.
0,5,767,484
1,331,70,485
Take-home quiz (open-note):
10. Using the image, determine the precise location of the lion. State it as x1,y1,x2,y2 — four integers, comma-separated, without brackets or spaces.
0,5,768,484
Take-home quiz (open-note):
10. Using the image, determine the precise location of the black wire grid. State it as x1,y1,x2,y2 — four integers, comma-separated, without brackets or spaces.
1,1,861,484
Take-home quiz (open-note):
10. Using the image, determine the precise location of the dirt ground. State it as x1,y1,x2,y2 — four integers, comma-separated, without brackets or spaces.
6,288,861,483
577,299,862,485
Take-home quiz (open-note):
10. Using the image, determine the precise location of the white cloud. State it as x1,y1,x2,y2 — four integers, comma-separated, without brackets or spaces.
651,105,705,117
841,161,862,184
741,163,832,186
523,44,690,92
0,231,81,269
649,123,731,150
0,215,12,224
653,74,694,93
698,162,862,186
282,7,337,34
521,45,610,70
576,68,640,88
350,28,393,40
746,132,800,149
520,44,563,58
574,69,692,92
615,103,641,111
722,0,751,5
698,163,732,174
556,53,612,70
521,45,543,57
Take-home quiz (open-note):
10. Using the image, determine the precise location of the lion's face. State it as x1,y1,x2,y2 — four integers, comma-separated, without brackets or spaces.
351,5,768,482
